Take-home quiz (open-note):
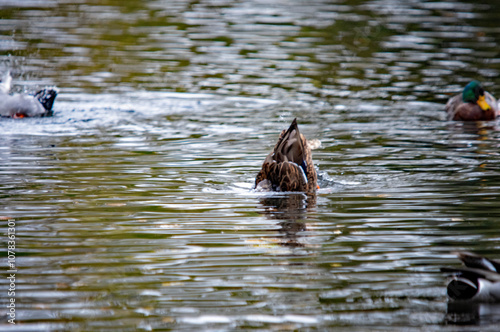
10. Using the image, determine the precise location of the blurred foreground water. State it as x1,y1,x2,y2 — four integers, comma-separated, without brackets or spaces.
1,0,500,330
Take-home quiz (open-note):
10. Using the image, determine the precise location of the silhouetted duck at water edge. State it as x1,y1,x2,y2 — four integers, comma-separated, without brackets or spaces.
255,118,318,193
0,72,58,118
441,252,500,302
445,81,499,121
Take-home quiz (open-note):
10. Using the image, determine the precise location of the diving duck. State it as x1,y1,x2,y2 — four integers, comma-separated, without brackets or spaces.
441,252,500,302
0,72,58,118
445,81,499,121
255,118,318,193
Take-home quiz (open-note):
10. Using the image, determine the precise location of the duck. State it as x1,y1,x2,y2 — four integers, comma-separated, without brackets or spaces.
445,81,499,121
255,118,318,193
441,251,500,302
0,72,58,118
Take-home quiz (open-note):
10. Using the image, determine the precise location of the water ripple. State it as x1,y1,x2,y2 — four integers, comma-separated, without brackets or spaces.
2,0,500,331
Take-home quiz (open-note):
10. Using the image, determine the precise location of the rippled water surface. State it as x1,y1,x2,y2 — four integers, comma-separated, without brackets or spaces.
2,0,500,331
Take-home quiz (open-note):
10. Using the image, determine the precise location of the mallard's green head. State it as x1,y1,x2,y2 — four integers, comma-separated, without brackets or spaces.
462,80,491,111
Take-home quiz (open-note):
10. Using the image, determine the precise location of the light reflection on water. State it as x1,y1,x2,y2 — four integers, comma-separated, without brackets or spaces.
1,0,500,331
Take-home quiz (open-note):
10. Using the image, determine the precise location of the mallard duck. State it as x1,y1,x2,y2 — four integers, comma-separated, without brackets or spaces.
255,118,318,193
445,81,499,121
441,252,500,302
0,72,57,118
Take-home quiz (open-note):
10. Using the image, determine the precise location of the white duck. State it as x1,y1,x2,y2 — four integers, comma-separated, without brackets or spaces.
0,72,57,118
442,252,500,302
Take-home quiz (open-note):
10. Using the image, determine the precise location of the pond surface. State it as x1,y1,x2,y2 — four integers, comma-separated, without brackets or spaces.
1,0,500,331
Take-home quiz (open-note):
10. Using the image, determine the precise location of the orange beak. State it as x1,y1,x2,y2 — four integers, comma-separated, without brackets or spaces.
477,95,491,111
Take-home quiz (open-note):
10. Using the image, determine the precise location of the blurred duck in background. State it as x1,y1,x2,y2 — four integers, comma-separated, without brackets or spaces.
442,251,500,302
0,71,57,118
445,81,498,121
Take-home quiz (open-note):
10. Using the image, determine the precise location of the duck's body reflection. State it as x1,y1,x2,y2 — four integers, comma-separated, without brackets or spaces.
446,302,500,325
258,193,316,248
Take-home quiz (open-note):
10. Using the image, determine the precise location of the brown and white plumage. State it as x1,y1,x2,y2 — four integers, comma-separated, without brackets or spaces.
445,81,499,121
255,118,317,193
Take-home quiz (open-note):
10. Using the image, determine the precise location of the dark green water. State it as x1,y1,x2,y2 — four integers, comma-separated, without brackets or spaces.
1,0,500,331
